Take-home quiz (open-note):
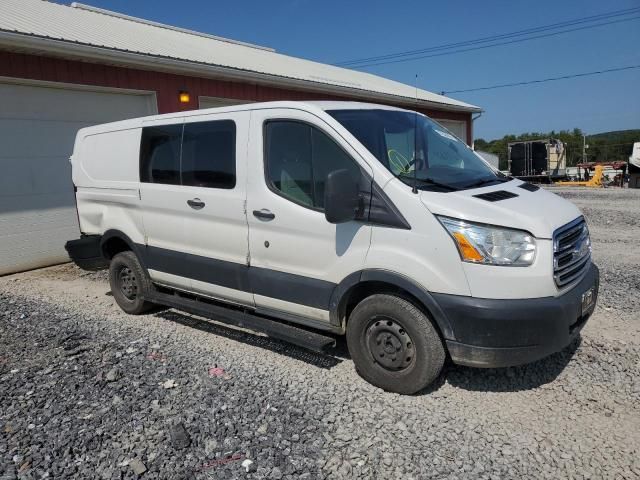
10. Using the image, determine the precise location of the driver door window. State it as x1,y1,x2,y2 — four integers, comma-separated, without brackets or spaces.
264,121,363,210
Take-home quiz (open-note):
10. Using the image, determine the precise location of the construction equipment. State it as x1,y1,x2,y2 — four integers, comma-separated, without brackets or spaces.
556,165,605,187
508,138,566,183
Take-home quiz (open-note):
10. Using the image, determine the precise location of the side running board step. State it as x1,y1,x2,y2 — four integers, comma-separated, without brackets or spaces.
145,288,337,353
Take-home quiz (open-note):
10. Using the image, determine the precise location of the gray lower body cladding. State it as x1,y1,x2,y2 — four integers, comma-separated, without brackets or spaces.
64,235,108,271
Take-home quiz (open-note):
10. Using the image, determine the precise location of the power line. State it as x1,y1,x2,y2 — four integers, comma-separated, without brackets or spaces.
440,65,640,94
336,7,640,66
343,16,640,69
335,8,640,69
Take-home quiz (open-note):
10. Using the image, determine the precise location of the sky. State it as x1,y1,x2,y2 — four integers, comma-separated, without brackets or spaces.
53,0,640,140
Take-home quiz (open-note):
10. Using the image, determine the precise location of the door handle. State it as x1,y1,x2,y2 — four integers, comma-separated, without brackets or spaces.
253,209,275,220
187,198,205,210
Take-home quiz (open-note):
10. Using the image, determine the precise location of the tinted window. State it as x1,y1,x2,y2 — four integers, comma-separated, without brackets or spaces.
140,124,182,185
265,122,313,206
265,121,362,209
311,127,362,209
181,120,236,189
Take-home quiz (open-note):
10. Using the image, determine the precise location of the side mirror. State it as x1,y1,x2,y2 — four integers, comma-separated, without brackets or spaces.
324,169,359,224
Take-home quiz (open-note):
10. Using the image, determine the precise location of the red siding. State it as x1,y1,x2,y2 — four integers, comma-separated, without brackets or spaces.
0,50,473,143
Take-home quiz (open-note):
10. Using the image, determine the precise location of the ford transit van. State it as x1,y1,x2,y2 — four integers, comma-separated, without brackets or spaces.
65,101,598,394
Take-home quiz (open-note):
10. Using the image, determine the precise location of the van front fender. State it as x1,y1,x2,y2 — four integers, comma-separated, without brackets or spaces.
329,269,455,340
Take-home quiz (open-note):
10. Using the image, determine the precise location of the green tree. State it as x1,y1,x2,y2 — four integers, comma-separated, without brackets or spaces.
475,129,639,169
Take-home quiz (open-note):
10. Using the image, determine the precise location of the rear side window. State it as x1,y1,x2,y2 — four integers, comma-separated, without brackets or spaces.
181,120,236,189
264,121,362,210
140,124,182,185
139,120,236,188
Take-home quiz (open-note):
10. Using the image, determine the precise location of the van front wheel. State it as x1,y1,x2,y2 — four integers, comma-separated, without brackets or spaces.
346,294,445,394
109,251,154,315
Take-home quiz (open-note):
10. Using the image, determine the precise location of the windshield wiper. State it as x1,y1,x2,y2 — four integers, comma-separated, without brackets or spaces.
399,175,459,191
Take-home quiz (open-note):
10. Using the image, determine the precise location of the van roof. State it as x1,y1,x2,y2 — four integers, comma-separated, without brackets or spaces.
76,101,413,135
294,101,409,112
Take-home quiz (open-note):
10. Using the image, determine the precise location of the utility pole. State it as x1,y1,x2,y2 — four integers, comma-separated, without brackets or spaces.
582,135,589,163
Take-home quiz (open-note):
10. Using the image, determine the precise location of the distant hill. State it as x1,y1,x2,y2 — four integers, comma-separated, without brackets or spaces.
475,129,640,170
589,129,640,142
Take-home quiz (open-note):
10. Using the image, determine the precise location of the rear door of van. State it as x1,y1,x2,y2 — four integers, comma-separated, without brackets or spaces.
179,111,253,306
139,117,191,290
138,113,251,305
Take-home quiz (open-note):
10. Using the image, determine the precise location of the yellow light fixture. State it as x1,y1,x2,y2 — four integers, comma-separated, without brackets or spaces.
179,90,190,103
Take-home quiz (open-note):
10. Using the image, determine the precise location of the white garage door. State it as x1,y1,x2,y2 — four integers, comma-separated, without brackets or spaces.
434,119,468,144
0,81,156,275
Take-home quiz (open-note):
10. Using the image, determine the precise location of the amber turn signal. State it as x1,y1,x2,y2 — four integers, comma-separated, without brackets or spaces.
451,232,484,262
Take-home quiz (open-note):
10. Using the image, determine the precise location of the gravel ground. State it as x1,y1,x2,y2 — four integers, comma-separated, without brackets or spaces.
1,187,640,479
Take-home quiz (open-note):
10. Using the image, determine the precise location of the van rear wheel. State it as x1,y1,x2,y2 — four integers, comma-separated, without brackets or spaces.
346,294,445,394
109,251,155,314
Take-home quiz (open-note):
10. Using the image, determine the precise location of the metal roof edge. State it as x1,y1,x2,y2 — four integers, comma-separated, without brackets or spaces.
69,2,276,52
0,30,481,113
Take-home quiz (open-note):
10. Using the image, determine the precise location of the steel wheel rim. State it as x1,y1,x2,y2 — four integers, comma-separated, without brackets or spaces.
117,266,137,300
366,316,415,371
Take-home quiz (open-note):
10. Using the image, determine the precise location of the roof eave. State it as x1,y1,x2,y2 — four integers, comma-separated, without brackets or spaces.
0,30,482,113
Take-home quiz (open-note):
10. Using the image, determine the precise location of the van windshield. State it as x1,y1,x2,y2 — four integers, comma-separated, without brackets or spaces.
328,109,508,191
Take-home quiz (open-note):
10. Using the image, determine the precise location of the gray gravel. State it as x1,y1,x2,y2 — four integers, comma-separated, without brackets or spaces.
1,187,640,479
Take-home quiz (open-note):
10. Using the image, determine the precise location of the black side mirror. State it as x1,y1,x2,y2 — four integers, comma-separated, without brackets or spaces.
324,169,359,224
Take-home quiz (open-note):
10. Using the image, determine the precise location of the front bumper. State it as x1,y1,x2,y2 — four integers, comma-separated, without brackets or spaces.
433,263,599,368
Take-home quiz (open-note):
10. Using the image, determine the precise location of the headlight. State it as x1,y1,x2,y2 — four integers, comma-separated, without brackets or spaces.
437,216,536,266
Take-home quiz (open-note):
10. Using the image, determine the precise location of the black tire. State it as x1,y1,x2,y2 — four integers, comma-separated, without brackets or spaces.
108,251,155,315
346,294,445,394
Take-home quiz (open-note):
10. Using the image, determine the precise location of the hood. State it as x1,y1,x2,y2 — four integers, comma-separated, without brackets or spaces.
419,180,582,239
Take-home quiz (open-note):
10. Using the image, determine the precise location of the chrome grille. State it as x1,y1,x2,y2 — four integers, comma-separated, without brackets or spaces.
553,217,591,287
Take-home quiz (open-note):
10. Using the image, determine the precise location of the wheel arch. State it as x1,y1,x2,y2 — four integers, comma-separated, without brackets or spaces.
100,230,145,264
329,269,454,341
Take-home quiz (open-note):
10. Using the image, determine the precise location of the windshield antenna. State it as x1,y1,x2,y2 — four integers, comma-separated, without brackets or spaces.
412,73,419,194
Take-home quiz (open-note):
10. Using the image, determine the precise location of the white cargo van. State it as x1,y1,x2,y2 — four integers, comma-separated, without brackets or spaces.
66,101,598,394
